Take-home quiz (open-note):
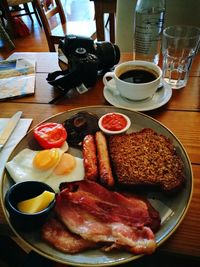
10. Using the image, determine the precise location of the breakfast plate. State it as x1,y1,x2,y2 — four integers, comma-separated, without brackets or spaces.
0,106,192,266
103,79,172,112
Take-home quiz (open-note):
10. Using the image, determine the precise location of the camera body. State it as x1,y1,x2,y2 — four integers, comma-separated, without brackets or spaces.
65,46,99,89
61,34,120,71
47,35,120,97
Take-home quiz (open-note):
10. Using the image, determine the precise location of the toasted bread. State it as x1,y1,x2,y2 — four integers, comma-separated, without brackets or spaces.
108,128,184,192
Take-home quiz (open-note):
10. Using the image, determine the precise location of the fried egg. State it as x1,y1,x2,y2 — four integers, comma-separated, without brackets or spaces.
46,153,85,192
6,142,68,184
6,142,85,192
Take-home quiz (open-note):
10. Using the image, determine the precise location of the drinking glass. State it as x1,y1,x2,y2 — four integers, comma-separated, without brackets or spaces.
162,25,200,89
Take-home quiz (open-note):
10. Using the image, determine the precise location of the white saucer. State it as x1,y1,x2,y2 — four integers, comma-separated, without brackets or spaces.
103,79,172,112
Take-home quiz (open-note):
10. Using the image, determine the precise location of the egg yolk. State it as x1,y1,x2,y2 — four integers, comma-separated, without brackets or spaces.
33,148,60,170
54,153,76,175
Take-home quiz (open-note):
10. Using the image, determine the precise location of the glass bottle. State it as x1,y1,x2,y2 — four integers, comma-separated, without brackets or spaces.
134,0,166,65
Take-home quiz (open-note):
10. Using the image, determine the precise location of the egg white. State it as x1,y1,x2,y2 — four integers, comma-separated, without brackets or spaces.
6,142,68,184
45,157,85,192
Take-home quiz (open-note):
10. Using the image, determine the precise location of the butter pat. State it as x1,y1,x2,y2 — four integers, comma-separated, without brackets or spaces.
17,190,55,214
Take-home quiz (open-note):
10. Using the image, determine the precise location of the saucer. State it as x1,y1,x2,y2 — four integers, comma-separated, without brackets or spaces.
103,79,172,112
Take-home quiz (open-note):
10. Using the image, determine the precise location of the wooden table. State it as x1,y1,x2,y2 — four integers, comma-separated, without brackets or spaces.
0,52,200,262
90,0,116,42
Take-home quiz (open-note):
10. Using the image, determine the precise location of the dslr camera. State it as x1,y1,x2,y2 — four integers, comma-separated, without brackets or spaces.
47,35,120,97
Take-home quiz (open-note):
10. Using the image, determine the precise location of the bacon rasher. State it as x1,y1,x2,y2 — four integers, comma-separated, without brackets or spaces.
54,181,160,255
42,217,97,253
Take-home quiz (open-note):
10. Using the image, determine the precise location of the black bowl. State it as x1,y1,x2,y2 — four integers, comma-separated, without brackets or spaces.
5,181,55,231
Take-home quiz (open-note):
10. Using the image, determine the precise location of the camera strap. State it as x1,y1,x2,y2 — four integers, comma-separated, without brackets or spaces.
47,69,82,91
46,68,89,104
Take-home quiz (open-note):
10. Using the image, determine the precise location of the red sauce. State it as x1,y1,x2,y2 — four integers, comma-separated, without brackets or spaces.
101,113,127,131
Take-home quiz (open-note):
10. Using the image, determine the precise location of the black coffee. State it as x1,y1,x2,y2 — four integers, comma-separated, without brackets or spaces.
119,69,157,84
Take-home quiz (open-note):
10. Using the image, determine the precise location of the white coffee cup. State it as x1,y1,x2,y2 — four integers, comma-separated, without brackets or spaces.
103,60,162,101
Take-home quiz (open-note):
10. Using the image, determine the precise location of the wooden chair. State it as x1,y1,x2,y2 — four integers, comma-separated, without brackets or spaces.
0,22,15,50
34,0,96,52
2,0,42,34
90,0,116,43
0,11,15,50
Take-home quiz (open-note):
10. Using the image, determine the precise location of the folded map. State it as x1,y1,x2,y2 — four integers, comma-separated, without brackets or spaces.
0,58,35,100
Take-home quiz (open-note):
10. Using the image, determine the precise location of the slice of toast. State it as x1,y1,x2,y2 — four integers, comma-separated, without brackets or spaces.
108,128,184,192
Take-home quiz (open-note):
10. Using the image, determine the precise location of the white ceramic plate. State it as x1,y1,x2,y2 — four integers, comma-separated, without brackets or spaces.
1,106,192,266
103,79,172,112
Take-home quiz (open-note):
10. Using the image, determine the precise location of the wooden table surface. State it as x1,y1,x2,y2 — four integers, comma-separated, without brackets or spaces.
0,52,200,261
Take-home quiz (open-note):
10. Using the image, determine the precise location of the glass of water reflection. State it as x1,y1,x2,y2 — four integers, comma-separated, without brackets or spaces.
162,25,200,89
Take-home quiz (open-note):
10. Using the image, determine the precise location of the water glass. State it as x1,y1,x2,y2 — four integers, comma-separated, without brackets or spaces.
162,25,200,89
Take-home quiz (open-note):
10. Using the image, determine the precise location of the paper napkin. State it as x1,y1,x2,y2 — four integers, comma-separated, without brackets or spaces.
0,118,32,180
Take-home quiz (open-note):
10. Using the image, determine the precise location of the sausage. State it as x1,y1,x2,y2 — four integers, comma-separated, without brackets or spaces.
82,135,98,181
95,131,115,188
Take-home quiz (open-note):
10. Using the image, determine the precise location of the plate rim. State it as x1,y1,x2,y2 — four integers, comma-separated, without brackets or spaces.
0,105,193,266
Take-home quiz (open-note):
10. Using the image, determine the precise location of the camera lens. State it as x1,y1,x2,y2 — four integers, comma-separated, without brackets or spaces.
95,42,120,70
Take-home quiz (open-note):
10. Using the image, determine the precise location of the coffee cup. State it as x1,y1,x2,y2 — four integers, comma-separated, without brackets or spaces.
103,60,162,101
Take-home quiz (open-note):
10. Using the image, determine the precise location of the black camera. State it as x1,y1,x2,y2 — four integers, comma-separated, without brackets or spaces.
62,34,120,71
47,35,120,100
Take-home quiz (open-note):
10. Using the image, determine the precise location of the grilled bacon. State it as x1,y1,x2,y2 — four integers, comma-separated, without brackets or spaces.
42,217,97,253
54,180,160,255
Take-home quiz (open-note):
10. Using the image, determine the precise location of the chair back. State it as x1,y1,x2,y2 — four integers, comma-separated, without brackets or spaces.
34,0,66,51
35,0,96,52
